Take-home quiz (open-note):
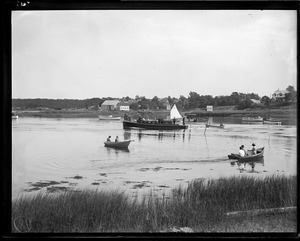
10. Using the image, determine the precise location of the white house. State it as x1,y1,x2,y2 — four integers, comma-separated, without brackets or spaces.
272,89,289,101
159,98,171,110
117,102,130,111
101,100,119,111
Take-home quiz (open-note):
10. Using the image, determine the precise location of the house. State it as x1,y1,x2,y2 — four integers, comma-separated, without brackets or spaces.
117,102,130,111
272,89,289,101
159,98,171,110
101,100,119,111
206,105,213,112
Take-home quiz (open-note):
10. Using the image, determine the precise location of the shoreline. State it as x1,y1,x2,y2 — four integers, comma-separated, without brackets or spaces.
13,107,296,120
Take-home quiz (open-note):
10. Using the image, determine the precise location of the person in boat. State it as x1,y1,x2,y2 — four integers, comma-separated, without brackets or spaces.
220,123,224,127
251,143,256,155
107,136,111,142
183,117,185,125
238,146,245,157
115,136,119,142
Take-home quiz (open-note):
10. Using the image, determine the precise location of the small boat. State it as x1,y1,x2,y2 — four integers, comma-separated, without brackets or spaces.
228,147,265,162
12,112,18,119
242,116,263,122
104,140,131,149
99,115,121,120
263,118,281,125
206,123,225,128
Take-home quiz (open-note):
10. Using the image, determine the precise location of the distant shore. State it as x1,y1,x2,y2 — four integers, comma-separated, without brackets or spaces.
13,106,296,121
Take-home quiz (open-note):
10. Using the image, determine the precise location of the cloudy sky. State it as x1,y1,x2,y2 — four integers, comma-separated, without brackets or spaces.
12,10,297,99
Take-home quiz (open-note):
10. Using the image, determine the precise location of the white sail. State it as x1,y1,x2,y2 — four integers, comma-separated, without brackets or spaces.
170,104,182,119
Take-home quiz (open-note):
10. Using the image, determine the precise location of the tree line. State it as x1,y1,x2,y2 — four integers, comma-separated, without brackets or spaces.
12,86,297,111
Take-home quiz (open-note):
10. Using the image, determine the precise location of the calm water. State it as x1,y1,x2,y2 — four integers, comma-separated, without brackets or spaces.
12,117,297,199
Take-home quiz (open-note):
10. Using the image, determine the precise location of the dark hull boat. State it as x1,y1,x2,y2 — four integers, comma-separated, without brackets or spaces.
123,120,187,130
104,140,131,148
123,111,188,130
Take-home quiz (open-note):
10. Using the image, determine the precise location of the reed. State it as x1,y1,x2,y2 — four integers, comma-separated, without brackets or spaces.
11,175,297,233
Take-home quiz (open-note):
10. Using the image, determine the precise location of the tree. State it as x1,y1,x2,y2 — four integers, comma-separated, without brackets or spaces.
188,91,201,109
261,96,271,106
285,85,297,102
129,102,139,110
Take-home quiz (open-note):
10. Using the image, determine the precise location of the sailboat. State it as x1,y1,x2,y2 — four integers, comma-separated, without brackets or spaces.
205,116,225,128
122,104,188,130
170,104,184,124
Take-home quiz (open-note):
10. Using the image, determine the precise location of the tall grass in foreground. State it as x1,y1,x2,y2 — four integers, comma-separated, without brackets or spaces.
12,175,297,233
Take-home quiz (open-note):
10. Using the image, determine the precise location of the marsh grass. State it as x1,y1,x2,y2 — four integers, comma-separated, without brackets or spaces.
11,175,297,233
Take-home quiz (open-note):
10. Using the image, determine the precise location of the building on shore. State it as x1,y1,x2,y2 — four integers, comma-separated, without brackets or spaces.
272,89,289,101
101,100,119,111
117,102,130,111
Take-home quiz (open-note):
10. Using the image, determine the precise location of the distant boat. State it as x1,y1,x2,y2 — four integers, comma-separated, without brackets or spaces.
206,123,225,128
242,116,263,122
123,104,188,130
99,115,121,120
104,140,131,149
263,108,282,125
205,117,224,128
12,112,18,119
263,118,282,125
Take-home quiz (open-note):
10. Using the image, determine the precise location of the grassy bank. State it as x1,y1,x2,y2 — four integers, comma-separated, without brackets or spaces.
11,174,297,233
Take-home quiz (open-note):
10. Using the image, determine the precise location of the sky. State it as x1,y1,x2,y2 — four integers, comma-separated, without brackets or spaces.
12,10,297,100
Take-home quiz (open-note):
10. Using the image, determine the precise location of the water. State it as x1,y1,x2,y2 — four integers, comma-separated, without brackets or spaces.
12,117,297,199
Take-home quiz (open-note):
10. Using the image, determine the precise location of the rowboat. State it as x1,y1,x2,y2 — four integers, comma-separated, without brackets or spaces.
104,140,131,149
99,115,121,120
206,123,225,128
242,116,263,122
228,147,265,162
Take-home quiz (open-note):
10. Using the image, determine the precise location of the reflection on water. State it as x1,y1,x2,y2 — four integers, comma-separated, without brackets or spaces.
12,117,297,199
106,147,130,153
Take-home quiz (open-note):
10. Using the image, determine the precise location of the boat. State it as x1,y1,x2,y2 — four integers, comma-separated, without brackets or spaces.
123,105,188,130
170,104,183,122
104,140,131,148
12,112,18,119
228,147,265,162
205,116,224,128
242,116,263,122
99,115,121,120
263,117,282,125
206,123,225,128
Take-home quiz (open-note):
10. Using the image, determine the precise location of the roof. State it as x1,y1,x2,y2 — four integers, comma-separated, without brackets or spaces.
273,89,289,94
101,100,119,106
117,102,130,106
250,99,261,104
